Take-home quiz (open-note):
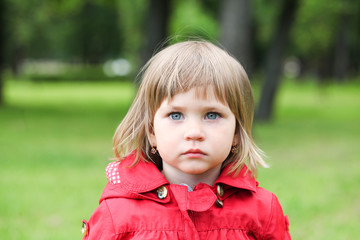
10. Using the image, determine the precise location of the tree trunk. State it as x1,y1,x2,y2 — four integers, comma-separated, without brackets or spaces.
256,0,299,121
0,0,4,106
141,0,171,66
220,0,253,73
333,13,350,82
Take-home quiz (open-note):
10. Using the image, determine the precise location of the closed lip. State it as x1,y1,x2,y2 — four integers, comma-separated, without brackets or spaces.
183,149,206,156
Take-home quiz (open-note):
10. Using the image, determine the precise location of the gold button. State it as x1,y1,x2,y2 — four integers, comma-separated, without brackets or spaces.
157,186,168,199
215,198,223,208
82,221,87,237
217,183,224,197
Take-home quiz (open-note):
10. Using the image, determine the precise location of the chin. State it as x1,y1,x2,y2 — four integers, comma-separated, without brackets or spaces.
182,168,209,175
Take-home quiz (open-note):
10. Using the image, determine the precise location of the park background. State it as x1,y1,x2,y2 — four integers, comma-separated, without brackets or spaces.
0,0,359,239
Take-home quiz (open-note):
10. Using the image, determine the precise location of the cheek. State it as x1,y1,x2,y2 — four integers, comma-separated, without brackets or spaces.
152,119,174,148
156,128,177,147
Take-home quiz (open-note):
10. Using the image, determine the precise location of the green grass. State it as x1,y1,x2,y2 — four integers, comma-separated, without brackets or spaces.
1,79,359,239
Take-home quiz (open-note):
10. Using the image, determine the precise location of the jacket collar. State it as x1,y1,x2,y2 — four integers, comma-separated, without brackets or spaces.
101,152,257,201
215,163,258,193
106,152,169,193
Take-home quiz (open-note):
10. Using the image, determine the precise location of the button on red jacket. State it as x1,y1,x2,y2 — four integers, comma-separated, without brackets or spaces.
83,153,291,239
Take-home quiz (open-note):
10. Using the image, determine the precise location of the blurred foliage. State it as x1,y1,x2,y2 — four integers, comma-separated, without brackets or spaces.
2,0,360,81
290,0,359,72
169,0,219,43
293,0,351,55
5,0,122,63
116,0,147,63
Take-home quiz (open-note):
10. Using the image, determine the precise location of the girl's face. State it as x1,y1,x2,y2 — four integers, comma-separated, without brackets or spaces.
150,87,238,177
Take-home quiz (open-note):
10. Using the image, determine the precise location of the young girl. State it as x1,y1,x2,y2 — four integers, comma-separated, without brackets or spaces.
82,40,291,239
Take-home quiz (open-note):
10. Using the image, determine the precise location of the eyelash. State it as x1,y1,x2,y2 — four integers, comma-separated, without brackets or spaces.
168,112,221,120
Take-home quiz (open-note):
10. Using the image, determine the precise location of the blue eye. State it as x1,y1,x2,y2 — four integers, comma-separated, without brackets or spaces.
206,112,219,120
169,112,183,120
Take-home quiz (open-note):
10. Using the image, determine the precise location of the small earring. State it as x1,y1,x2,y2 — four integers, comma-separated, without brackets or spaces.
151,146,157,154
231,146,237,154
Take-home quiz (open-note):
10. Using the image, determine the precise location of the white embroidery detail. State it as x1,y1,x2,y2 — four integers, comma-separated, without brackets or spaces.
105,162,121,184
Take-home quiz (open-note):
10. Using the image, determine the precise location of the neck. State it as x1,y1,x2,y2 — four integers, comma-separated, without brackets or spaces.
161,163,222,190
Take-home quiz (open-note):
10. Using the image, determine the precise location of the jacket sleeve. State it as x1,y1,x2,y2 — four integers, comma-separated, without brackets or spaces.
83,200,117,240
262,194,291,240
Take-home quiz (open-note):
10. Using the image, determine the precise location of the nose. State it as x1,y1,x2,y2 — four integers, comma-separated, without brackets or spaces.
184,120,205,141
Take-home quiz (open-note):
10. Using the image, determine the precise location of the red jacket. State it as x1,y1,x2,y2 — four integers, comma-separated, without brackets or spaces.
83,153,291,239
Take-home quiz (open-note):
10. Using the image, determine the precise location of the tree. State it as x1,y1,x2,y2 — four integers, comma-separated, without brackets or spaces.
288,0,359,81
256,0,299,121
220,0,253,74
4,0,123,66
333,13,350,81
68,0,123,63
140,0,172,66
332,1,358,81
0,0,4,105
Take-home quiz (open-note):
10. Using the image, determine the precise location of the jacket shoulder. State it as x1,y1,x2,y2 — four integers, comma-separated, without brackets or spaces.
253,187,291,239
83,200,117,239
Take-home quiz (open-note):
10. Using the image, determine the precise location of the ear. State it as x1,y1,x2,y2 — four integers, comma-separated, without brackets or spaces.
232,130,240,146
148,131,157,147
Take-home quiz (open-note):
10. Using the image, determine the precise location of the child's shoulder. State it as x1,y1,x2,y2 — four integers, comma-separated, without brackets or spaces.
254,185,283,212
252,185,287,223
255,185,278,201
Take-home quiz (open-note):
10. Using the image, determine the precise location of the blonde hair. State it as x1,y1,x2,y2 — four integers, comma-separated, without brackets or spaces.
113,40,268,176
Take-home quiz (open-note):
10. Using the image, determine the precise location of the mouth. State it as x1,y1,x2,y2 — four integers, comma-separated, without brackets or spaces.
183,149,206,158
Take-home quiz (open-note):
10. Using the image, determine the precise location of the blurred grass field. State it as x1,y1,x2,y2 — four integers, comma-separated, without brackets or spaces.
0,79,359,239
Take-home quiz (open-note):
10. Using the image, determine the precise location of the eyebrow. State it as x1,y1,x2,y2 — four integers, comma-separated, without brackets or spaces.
166,103,230,113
